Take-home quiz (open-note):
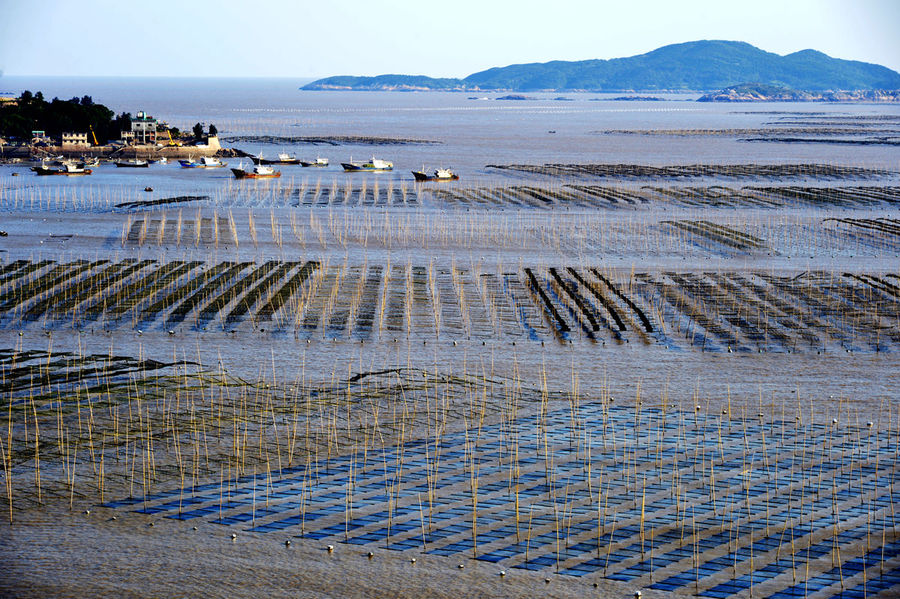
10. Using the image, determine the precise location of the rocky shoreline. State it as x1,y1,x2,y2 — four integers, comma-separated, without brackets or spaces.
699,85,900,102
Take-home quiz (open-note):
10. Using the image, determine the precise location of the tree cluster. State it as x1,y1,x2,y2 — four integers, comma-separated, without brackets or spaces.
0,91,130,144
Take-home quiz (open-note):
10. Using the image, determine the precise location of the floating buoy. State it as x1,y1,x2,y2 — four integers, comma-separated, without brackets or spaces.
458,564,464,569
231,533,237,540
367,551,374,559
410,558,416,563
144,186,153,192
285,539,291,546
499,570,505,577
327,544,334,553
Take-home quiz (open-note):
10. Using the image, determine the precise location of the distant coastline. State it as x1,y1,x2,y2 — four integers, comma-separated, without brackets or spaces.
302,40,900,94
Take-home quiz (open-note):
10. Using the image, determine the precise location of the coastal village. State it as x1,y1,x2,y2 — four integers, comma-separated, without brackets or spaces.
0,105,225,162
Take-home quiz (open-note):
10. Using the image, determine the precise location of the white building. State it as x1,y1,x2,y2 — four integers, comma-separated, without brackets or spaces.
61,132,89,148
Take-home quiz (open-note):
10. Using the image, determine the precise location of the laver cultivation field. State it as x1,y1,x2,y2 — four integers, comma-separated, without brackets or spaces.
2,117,900,596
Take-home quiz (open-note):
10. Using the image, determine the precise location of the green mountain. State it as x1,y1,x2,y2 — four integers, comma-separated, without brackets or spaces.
302,40,900,92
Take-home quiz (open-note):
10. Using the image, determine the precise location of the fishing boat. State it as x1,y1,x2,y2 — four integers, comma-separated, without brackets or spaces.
179,156,227,168
31,160,92,176
115,158,149,168
412,167,459,182
253,152,300,165
80,156,101,167
341,157,393,172
231,161,281,179
300,157,329,167
148,156,168,165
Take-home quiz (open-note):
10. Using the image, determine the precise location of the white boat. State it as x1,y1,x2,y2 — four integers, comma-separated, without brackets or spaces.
342,156,393,171
412,167,459,181
115,158,149,168
300,157,329,167
254,152,300,165
231,160,281,179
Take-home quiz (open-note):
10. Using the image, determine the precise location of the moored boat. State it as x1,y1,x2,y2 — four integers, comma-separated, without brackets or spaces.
412,167,459,181
179,156,227,168
231,161,281,179
342,157,393,172
300,157,329,167
32,160,93,176
253,152,300,165
149,156,168,164
115,159,149,168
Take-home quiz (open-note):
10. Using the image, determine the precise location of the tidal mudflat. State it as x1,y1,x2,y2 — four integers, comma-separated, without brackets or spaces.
1,91,899,598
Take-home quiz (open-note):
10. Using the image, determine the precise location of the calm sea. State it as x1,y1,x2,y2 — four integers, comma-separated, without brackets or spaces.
1,76,898,192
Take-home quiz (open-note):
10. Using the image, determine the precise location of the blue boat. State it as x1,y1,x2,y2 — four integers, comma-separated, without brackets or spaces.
179,156,227,168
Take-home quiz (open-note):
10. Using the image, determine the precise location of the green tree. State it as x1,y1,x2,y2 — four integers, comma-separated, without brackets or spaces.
208,123,217,136
192,122,204,140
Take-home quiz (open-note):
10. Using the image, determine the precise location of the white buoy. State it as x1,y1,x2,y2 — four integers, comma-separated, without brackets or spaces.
327,544,334,553
499,570,505,577
231,533,237,540
285,539,291,546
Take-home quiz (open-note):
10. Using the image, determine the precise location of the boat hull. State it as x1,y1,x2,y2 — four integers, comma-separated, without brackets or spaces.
412,170,459,182
254,157,301,165
115,161,148,168
231,168,281,179
300,161,328,167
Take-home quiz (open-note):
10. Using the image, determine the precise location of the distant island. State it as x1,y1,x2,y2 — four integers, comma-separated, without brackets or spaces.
303,40,900,93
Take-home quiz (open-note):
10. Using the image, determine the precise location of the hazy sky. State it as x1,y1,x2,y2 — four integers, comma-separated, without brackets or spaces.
1,0,898,78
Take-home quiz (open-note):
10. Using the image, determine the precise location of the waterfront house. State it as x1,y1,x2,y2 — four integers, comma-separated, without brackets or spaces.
131,111,157,145
61,132,89,149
